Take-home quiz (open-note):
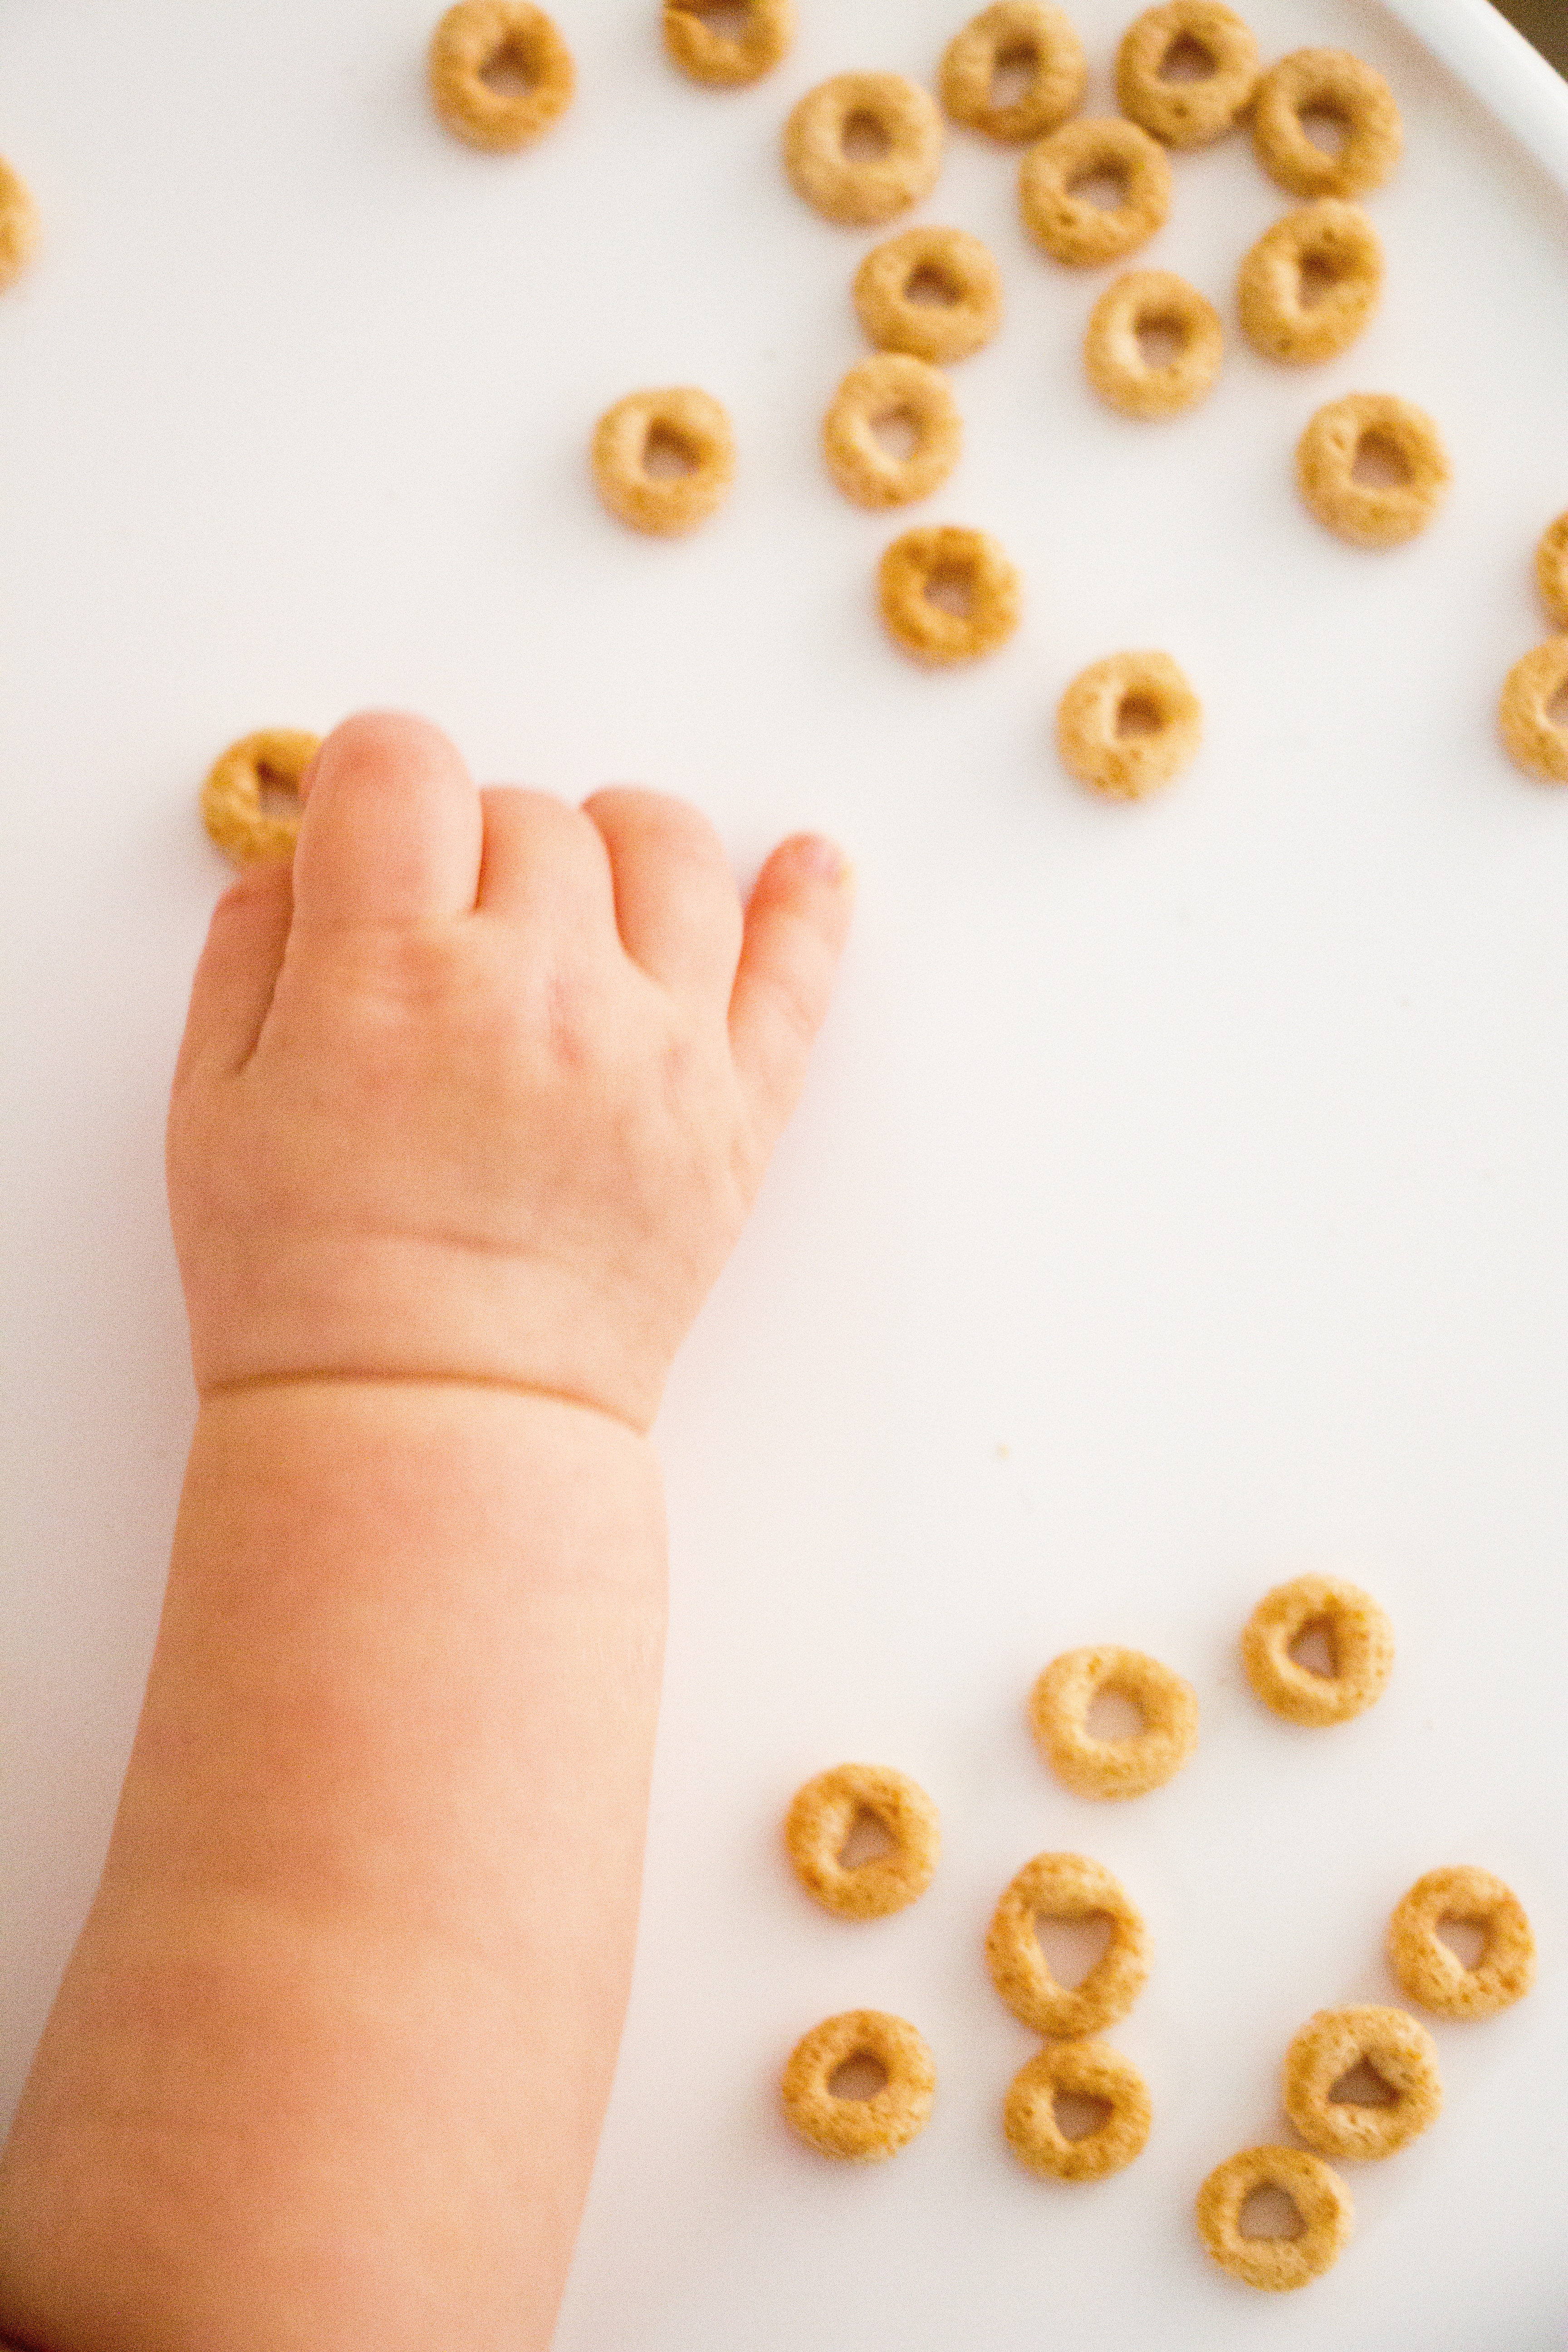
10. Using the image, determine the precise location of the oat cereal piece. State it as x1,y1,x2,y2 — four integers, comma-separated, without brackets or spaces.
878,524,1021,664
1499,639,1568,784
1004,2041,1152,2180
781,2009,936,2160
201,728,322,866
986,1852,1151,2036
1535,512,1568,629
1197,2146,1353,2290
0,157,39,291
1283,2007,1441,2161
428,1,575,151
939,2,1087,144
1029,1643,1199,1795
1056,652,1202,801
1252,48,1401,200
1295,392,1450,549
1083,271,1222,418
1388,1866,1537,2018
1115,3,1259,149
1240,1574,1393,1726
1237,201,1382,365
662,0,793,85
784,1762,941,1917
783,74,944,227
854,226,1004,366
591,386,735,535
823,355,962,511
1019,118,1172,267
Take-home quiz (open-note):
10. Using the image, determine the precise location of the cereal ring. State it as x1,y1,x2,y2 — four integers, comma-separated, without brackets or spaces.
780,2010,936,2161
1115,3,1259,149
1535,512,1568,629
823,355,962,511
662,0,793,86
1251,49,1402,200
1019,119,1172,268
853,226,1004,366
1029,1644,1199,1795
0,157,39,292
428,1,575,151
1387,1866,1537,2018
1055,652,1202,801
784,1761,941,1916
939,3,1087,144
591,387,735,535
986,1852,1150,2036
1083,270,1222,418
783,74,944,227
1003,2041,1152,2181
1283,2007,1441,2161
1240,1574,1393,1726
877,524,1020,664
1294,393,1450,549
1196,2146,1353,2290
1237,201,1382,366
201,728,322,866
1499,639,1568,785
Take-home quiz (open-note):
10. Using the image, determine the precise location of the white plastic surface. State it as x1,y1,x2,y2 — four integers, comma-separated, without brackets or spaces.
1,1,1565,2345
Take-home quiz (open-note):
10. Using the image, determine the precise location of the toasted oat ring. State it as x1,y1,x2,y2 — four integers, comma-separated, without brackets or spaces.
591,386,735,535
986,1852,1150,2036
939,3,1087,144
1295,392,1450,549
1283,2006,1441,2161
201,728,322,865
1084,271,1222,418
1499,639,1568,785
1019,118,1172,268
1238,201,1382,365
854,226,1004,366
0,157,39,291
1056,652,1202,801
1196,2146,1352,2290
1029,1644,1199,1796
783,74,944,228
428,1,575,151
877,524,1020,665
1115,3,1259,149
1535,512,1568,628
1388,1866,1537,2018
1240,1574,1393,1726
1004,2041,1152,2181
781,2009,936,2160
824,355,962,512
662,0,793,86
1251,49,1401,200
784,1762,941,1917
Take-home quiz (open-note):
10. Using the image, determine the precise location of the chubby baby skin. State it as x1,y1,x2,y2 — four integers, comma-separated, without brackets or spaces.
0,714,853,2352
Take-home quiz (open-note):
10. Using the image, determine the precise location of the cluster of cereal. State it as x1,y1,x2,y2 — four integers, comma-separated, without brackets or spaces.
777,1573,1536,2294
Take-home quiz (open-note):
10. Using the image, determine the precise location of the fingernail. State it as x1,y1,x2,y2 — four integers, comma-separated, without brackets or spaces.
798,834,853,886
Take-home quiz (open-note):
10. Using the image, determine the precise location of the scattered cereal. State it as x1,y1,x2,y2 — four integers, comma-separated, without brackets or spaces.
1083,270,1222,417
0,157,39,291
1004,2040,1153,2180
1056,651,1202,799
939,1,1087,144
877,524,1021,663
1535,512,1568,629
1240,1574,1393,1726
591,386,735,534
781,2009,936,2159
823,354,962,510
1029,1642,1200,1793
1283,2006,1442,2161
201,729,322,866
1196,2146,1353,2290
1251,48,1401,200
1018,118,1172,267
1387,1866,1537,2018
1237,201,1383,365
1115,2,1259,149
428,0,575,151
854,225,1004,366
1294,392,1450,548
986,1851,1151,2036
783,74,944,226
1499,639,1568,784
784,1761,941,1916
662,0,794,86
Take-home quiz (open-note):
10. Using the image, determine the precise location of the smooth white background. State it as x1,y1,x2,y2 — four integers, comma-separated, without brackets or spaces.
1,0,1565,2344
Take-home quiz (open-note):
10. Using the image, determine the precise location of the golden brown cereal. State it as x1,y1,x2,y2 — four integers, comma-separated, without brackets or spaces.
1029,1643,1199,1794
1295,393,1450,549
1083,271,1222,418
1237,201,1382,365
1197,2146,1353,2290
1251,48,1402,200
784,1762,941,1916
428,1,575,151
1019,118,1172,268
939,2,1087,144
1387,1867,1537,2018
591,386,735,535
878,524,1021,665
1056,652,1202,801
823,355,962,511
0,157,39,292
986,1852,1151,2036
1499,639,1568,785
201,729,322,866
1283,2007,1441,2161
1115,3,1259,149
780,2009,936,2160
783,74,944,227
854,226,1004,366
1535,512,1568,629
1240,1574,1394,1726
1004,2041,1152,2180
662,0,793,86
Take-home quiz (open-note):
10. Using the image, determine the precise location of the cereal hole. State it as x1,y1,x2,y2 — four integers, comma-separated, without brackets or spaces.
1300,104,1350,157
1085,1686,1147,1737
673,0,753,36
1288,1618,1337,1676
1134,314,1187,371
1351,427,1411,488
842,108,892,162
1053,2090,1113,2141
1067,162,1129,210
1157,32,1216,81
989,40,1041,110
1240,2184,1305,2241
869,406,922,462
836,1806,897,1868
1113,693,1165,741
1033,1908,1115,1987
904,262,960,308
1546,680,1568,727
923,564,975,618
255,763,302,818
642,423,699,480
1297,249,1344,309
1328,2058,1397,2107
1436,1916,1489,1970
479,37,538,97
828,2052,889,2101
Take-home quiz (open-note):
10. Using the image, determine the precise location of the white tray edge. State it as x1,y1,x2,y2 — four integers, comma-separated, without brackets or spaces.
1380,0,1568,198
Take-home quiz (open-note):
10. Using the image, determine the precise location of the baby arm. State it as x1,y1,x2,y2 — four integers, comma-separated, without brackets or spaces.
0,714,852,2352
